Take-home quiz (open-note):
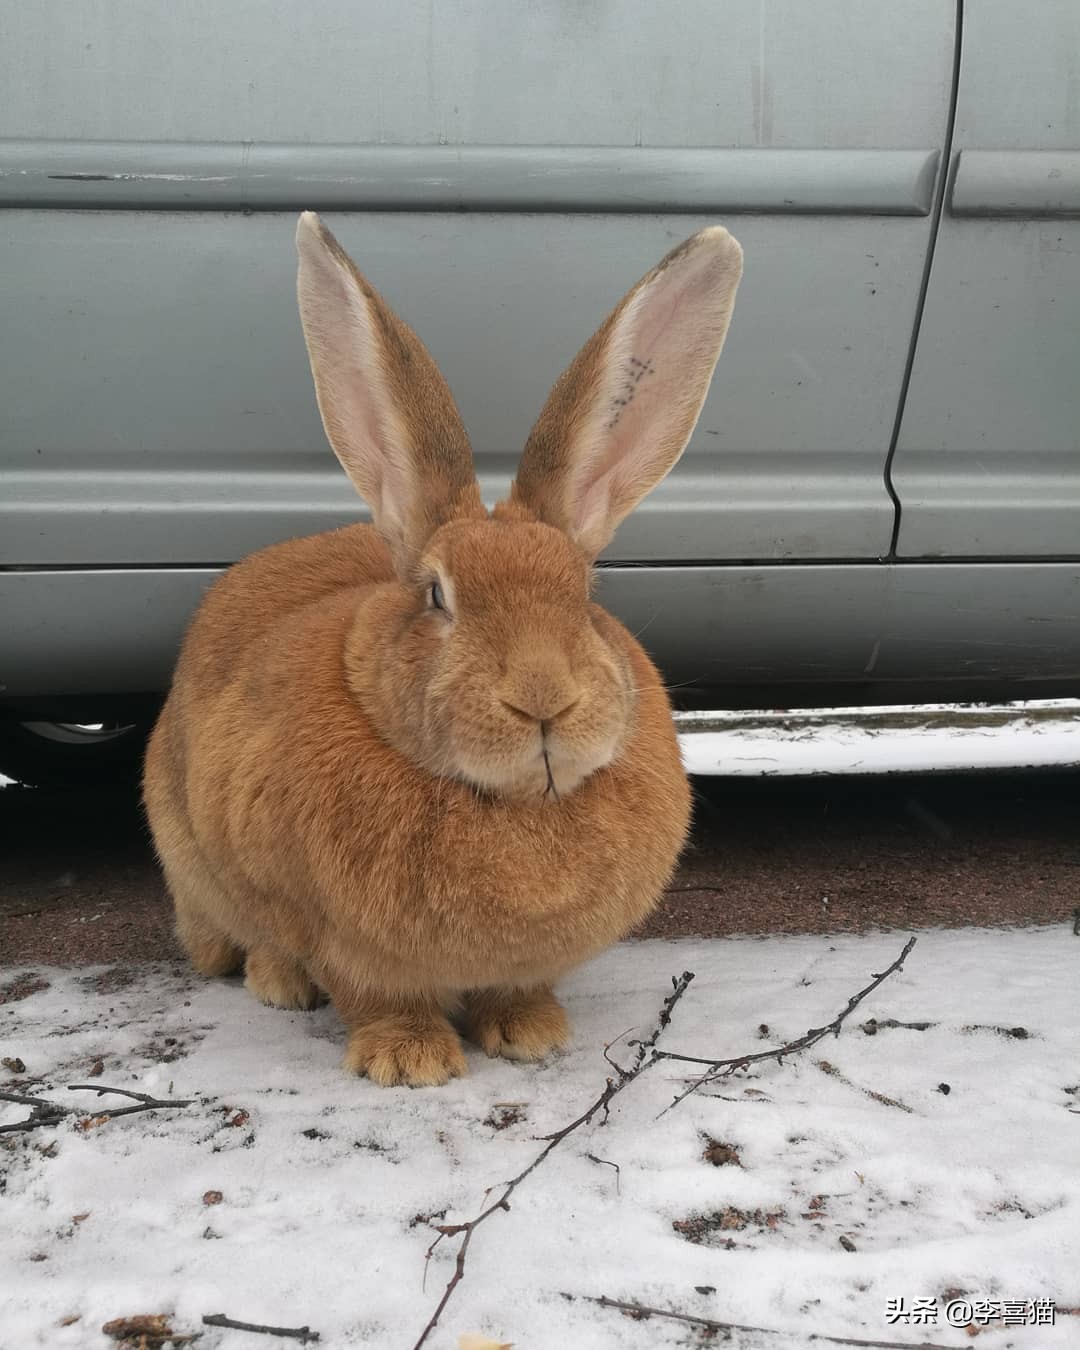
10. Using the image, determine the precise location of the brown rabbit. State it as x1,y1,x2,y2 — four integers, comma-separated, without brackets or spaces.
143,213,742,1086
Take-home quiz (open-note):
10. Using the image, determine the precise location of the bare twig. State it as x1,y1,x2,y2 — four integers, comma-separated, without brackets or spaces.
600,1026,634,1076
0,1084,194,1134
0,1090,69,1135
627,971,696,1073
579,1295,957,1348
68,1084,185,1104
654,936,917,1114
0,1089,59,1109
410,941,915,1346
410,973,696,1349
814,1059,913,1113
860,1017,934,1035
203,1313,319,1343
80,1100,195,1125
584,1154,621,1193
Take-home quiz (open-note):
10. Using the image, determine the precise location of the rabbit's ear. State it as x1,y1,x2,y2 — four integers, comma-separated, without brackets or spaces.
296,213,484,573
508,228,742,560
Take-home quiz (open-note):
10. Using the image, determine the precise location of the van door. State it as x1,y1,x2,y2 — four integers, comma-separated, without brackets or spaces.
891,0,1080,558
1,0,954,572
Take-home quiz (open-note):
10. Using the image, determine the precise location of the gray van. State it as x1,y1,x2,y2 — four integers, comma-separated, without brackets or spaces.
2,1,1079,785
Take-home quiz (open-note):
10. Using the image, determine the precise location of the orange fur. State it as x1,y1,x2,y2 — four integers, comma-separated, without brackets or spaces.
144,215,742,1086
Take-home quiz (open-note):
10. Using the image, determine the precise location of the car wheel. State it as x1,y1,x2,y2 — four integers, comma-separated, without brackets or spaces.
0,717,155,790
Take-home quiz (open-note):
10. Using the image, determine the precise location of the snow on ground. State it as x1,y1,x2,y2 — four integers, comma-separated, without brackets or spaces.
1,928,1078,1350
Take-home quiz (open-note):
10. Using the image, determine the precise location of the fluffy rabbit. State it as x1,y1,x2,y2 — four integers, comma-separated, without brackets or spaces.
144,213,742,1085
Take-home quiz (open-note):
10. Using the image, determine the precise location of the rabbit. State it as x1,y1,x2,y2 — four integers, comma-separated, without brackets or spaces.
143,212,742,1086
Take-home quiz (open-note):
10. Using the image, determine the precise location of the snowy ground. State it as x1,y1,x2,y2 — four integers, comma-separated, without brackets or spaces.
2,928,1078,1350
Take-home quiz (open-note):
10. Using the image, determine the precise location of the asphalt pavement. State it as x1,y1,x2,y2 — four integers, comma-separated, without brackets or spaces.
2,770,1078,969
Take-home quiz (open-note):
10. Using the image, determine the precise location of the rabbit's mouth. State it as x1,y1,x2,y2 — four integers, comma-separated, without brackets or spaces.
539,726,623,799
451,729,621,804
542,747,560,802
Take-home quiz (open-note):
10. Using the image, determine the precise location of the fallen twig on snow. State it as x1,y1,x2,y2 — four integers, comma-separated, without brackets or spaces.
66,1084,196,1121
584,1153,621,1193
0,1090,74,1134
859,1017,934,1034
814,1058,914,1113
626,973,691,1071
410,972,695,1349
203,1312,320,1343
0,1084,194,1134
412,938,917,1347
654,936,917,1114
576,1294,957,1349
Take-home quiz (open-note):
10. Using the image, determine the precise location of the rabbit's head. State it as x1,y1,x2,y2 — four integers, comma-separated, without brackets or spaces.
296,213,742,800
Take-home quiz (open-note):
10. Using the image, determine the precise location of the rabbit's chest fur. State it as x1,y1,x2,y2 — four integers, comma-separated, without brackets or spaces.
178,583,689,995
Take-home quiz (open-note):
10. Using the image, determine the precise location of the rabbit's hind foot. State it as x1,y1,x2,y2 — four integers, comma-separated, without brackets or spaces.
244,945,322,1011
463,985,570,1062
175,905,244,978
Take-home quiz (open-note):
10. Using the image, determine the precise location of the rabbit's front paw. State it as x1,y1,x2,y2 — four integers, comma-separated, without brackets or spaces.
464,986,570,1062
344,1014,467,1087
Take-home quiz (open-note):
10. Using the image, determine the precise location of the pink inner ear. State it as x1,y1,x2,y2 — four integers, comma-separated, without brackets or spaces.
300,238,415,537
563,236,740,555
563,288,690,542
576,475,612,543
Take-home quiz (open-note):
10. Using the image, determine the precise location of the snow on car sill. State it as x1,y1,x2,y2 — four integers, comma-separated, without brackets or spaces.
676,698,1080,777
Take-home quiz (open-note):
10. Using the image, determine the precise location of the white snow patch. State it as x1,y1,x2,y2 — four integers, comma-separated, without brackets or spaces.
1,929,1078,1348
677,701,1080,777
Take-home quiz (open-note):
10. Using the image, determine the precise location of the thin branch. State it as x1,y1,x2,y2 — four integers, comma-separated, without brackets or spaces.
203,1313,319,1343
80,1101,195,1124
600,1026,635,1077
860,1017,935,1034
584,1154,621,1194
410,941,915,1346
578,1295,957,1350
627,972,696,1073
0,1084,194,1135
410,972,696,1350
0,1090,69,1135
654,936,917,1114
68,1084,189,1104
0,1090,60,1109
814,1059,914,1113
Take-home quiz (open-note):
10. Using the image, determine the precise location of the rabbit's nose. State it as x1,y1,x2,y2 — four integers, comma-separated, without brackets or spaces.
498,673,581,726
501,694,580,725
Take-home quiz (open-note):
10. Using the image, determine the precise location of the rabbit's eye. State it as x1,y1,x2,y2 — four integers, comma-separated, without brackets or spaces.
430,581,446,612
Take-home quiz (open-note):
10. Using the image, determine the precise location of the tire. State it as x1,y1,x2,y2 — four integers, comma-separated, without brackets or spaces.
0,717,155,790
